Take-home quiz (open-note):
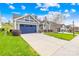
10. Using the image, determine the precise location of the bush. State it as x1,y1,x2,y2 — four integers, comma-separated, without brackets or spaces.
10,29,13,32
44,30,48,32
12,30,21,36
48,30,53,32
1,28,5,31
0,28,2,31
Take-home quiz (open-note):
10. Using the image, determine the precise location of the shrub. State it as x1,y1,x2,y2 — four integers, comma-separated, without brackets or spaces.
48,30,53,32
44,30,48,32
10,29,13,32
1,28,5,31
0,28,2,31
12,30,21,36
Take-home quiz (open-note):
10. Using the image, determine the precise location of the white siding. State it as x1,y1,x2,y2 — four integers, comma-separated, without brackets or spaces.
14,16,39,32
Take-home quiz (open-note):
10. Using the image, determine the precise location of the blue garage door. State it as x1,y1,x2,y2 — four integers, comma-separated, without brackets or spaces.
20,24,36,34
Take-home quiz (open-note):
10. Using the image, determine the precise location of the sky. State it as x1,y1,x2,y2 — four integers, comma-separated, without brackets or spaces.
0,3,79,26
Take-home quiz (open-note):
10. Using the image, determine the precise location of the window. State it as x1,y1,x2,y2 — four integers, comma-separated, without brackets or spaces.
20,24,24,26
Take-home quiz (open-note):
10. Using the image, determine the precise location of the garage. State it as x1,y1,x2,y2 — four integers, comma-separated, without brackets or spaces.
20,24,37,34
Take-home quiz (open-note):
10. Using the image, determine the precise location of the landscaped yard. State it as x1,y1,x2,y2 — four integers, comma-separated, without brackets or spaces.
75,32,79,34
0,32,39,56
44,32,76,41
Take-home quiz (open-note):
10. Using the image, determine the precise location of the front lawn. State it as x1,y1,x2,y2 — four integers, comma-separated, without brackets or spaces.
75,32,79,34
44,32,76,41
0,32,39,56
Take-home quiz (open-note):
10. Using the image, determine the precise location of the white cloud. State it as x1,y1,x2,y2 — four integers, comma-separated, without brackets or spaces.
9,3,14,4
64,19,72,25
40,7,48,11
71,3,76,5
77,3,79,5
36,3,60,11
37,15,45,21
64,13,70,17
9,5,15,9
12,12,20,14
2,17,8,22
65,19,79,27
37,3,41,6
45,3,60,8
48,11,54,14
37,3,60,8
64,9,69,13
35,3,42,8
75,21,79,27
2,17,6,20
48,11,61,16
59,10,62,12
71,9,76,12
6,3,14,5
24,13,28,15
21,5,26,10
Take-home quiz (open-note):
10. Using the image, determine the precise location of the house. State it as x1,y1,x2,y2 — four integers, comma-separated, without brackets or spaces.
60,25,79,32
14,14,78,34
39,17,50,32
39,19,63,32
13,14,40,34
74,27,79,32
59,24,68,32
68,26,79,32
13,14,62,33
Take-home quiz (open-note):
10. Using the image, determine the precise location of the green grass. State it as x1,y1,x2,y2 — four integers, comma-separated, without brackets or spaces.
0,32,39,56
44,32,76,41
75,32,79,34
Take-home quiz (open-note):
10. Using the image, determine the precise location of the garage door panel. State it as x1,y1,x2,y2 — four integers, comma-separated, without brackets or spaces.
20,24,36,34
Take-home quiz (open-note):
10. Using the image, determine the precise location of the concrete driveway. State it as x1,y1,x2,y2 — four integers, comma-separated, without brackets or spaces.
21,33,70,56
54,35,79,56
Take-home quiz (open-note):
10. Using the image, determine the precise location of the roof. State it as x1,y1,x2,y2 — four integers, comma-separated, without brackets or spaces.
14,14,40,24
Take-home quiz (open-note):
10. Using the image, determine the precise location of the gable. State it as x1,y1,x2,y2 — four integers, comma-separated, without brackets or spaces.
14,14,39,24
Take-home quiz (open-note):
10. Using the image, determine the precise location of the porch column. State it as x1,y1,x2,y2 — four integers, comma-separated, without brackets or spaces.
36,24,39,33
14,20,17,29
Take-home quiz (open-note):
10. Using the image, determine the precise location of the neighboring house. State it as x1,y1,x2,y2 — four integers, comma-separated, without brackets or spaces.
49,22,61,32
60,25,79,32
59,24,68,32
13,14,40,34
69,26,79,32
39,19,50,32
13,14,79,34
39,19,62,32
74,27,79,32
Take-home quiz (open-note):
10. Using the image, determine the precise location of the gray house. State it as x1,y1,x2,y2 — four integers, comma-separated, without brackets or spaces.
39,19,63,32
13,14,72,34
59,24,68,32
13,14,40,34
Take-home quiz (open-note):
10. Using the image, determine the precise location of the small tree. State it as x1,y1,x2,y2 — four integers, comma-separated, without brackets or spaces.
2,23,13,35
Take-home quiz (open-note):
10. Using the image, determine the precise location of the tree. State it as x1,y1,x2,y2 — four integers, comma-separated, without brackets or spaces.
46,12,65,24
2,22,13,35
